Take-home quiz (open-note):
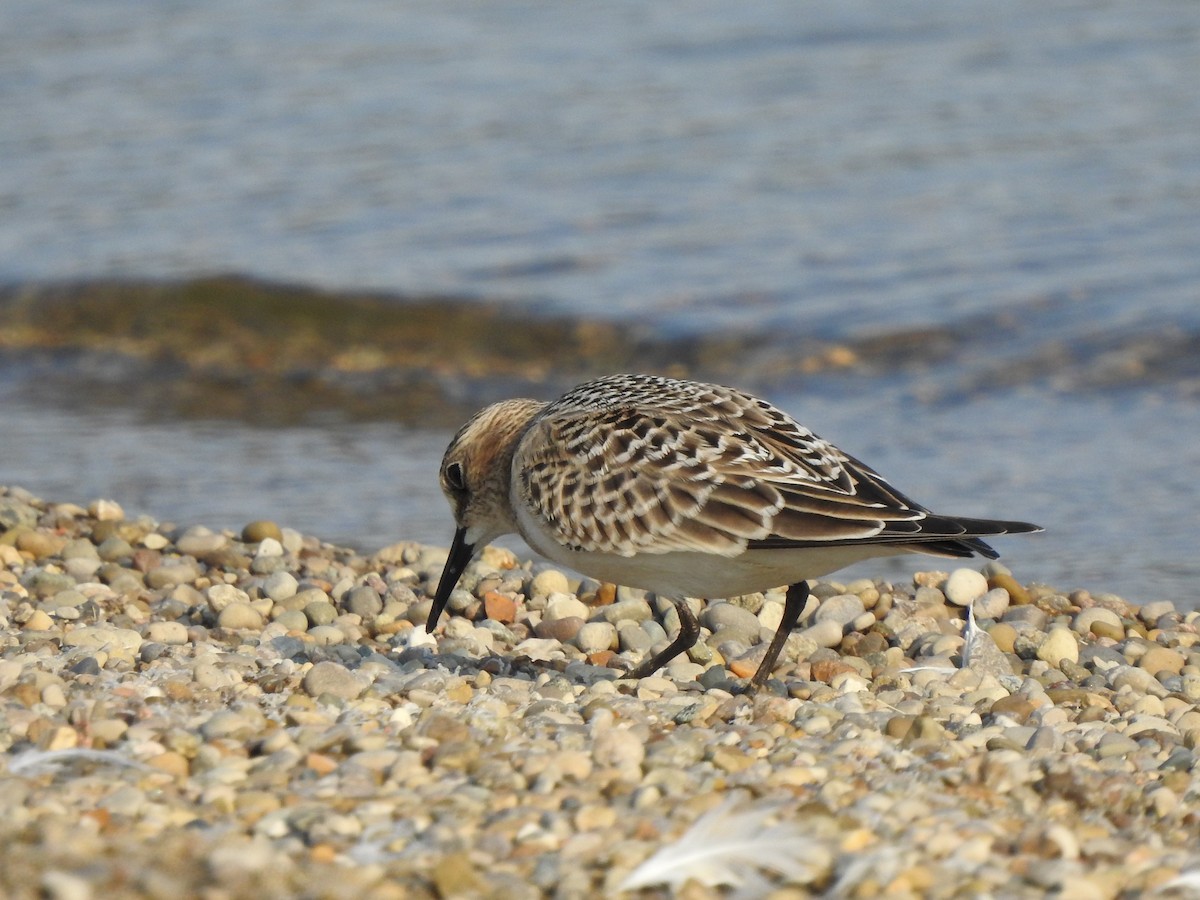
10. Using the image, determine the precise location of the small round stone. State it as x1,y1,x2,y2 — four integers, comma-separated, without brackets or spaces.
302,660,366,700
1137,646,1185,677
88,498,124,521
944,569,989,607
206,583,250,612
591,728,645,772
145,621,189,645
801,619,845,649
242,520,283,543
700,602,761,641
530,569,571,598
144,563,200,590
273,609,310,632
973,587,1010,619
343,585,383,618
545,594,590,622
814,594,867,626
576,621,617,654
1073,607,1123,636
1036,627,1079,667
304,600,338,627
536,616,584,642
262,571,299,602
217,602,264,630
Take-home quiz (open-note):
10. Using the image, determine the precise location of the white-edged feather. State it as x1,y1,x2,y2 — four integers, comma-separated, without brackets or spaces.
619,794,830,895
6,747,153,776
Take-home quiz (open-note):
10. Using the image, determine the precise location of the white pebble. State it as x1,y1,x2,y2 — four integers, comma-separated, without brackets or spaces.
944,568,989,607
545,594,590,622
576,622,617,654
1036,627,1079,667
530,569,571,597
255,538,284,559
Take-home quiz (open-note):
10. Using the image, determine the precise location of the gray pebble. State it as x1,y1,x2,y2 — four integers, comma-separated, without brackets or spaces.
1109,665,1168,698
1073,607,1123,635
308,625,347,645
61,539,100,561
175,529,228,556
250,555,286,575
700,602,761,638
801,618,845,649
1095,733,1141,759
814,594,866,627
96,536,134,561
305,600,339,627
343,585,383,618
974,588,1011,619
302,660,366,700
273,609,310,632
1079,644,1126,670
1139,600,1175,623
697,666,738,691
599,599,653,624
108,571,146,595
1160,749,1196,771
1003,605,1049,631
641,620,668,646
139,642,170,663
217,602,264,630
22,569,77,599
262,571,299,602
154,598,191,620
269,636,308,659
69,656,102,676
0,497,39,529
617,620,654,654
1026,726,1065,752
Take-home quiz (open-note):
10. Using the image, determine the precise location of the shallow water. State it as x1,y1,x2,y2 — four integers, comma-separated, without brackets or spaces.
3,0,1197,336
6,384,1198,608
2,0,1199,606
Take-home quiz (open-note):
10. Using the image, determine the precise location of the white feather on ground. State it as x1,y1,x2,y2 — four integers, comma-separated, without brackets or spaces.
6,747,152,776
900,600,1012,678
619,794,831,895
1155,869,1200,895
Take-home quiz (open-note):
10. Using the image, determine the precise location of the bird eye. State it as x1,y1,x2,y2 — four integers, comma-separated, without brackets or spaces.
444,461,467,492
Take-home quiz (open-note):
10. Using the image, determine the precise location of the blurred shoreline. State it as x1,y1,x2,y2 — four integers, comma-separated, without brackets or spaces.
3,275,1199,430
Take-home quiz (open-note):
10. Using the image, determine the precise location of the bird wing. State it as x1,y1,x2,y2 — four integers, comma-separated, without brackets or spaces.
513,385,931,558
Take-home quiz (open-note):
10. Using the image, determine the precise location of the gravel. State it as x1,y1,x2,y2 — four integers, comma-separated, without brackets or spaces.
2,483,1200,898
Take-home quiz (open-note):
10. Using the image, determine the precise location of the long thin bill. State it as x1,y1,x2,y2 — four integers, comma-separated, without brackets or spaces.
426,526,475,632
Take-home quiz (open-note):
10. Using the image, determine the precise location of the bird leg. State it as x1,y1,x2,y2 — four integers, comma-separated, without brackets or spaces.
626,597,701,679
749,581,809,688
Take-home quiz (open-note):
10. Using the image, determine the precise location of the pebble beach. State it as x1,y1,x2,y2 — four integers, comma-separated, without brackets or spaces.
2,484,1200,899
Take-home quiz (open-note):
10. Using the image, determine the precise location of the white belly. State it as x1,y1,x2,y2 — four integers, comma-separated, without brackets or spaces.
514,499,901,597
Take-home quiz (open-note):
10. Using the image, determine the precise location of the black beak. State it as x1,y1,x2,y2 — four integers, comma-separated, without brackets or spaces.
426,526,475,632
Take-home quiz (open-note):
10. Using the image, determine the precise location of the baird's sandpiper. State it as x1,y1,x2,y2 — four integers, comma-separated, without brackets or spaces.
428,373,1040,686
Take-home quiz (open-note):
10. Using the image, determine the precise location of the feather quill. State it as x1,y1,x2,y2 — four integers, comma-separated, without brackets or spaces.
619,794,829,895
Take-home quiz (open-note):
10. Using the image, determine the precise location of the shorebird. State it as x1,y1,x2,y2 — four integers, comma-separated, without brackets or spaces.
427,374,1040,687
